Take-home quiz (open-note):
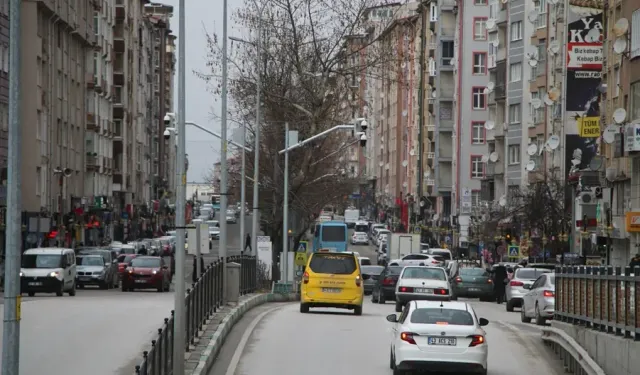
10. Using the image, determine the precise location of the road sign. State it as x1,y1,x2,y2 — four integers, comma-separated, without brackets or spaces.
508,245,520,258
257,236,271,243
294,252,308,266
350,194,361,199
297,240,308,252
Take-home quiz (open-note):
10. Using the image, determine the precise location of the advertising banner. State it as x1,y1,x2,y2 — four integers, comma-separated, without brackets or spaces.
564,2,603,179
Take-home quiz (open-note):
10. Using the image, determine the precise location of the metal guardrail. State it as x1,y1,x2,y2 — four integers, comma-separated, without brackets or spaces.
134,255,257,375
554,266,640,340
541,327,606,375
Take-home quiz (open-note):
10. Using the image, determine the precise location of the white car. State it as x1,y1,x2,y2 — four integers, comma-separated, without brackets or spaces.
395,266,452,312
358,256,372,266
388,254,444,268
370,224,386,240
375,230,391,245
505,267,552,311
387,300,489,375
351,231,369,245
521,273,555,325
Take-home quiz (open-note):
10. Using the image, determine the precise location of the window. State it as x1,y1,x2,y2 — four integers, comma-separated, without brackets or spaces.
308,253,356,275
535,0,547,29
474,0,488,4
510,21,523,41
631,81,640,121
531,90,545,124
410,308,474,325
508,145,520,164
471,122,485,144
472,87,486,110
442,41,454,65
473,18,488,41
471,190,481,207
631,9,640,59
509,104,521,123
471,155,484,178
510,62,522,82
473,52,486,74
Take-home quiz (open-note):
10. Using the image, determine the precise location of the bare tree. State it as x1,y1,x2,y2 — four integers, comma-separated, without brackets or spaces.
197,0,400,277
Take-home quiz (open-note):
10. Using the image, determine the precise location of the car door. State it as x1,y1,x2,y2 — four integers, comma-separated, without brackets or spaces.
525,276,543,315
532,275,547,311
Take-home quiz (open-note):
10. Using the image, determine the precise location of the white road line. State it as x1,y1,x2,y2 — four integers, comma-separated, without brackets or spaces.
225,304,286,375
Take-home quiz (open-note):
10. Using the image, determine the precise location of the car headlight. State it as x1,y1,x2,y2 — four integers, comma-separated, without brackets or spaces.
152,270,157,274
49,271,60,278
19,272,23,277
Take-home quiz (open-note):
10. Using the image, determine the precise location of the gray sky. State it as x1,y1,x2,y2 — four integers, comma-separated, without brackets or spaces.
162,0,243,183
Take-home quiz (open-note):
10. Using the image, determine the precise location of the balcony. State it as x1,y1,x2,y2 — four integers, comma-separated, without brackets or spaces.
114,25,125,52
86,155,100,172
113,121,123,142
490,84,506,101
115,0,125,20
485,161,504,176
86,113,99,132
113,57,124,86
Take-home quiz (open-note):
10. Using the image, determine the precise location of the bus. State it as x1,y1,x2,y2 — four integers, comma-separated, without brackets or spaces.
210,194,221,210
312,221,349,252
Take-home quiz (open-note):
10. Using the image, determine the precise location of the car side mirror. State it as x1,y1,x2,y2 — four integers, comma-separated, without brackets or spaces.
479,317,489,326
162,265,168,269
523,284,531,290
386,314,398,323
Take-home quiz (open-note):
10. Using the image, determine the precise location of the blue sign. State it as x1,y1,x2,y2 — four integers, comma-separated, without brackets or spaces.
350,194,361,199
297,241,308,252
508,246,520,257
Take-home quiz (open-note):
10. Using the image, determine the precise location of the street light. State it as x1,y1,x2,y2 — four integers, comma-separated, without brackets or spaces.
277,120,367,284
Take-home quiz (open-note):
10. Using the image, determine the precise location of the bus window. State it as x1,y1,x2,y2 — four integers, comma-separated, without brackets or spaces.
321,226,346,242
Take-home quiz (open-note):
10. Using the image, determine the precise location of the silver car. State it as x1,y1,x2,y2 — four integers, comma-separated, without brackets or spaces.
75,255,111,289
505,267,552,312
521,273,555,325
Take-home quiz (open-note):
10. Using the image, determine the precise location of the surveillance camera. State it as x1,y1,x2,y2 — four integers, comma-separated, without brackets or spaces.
359,133,367,147
360,119,368,131
164,115,172,125
163,129,172,140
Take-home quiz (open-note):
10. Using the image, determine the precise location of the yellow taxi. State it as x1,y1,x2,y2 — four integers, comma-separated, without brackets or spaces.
300,250,364,315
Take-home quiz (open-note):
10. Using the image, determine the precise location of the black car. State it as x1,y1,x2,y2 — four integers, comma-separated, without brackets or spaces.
370,265,403,304
361,265,384,295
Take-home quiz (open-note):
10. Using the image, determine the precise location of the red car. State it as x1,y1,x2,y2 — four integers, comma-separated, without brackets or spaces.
117,254,137,276
121,256,171,292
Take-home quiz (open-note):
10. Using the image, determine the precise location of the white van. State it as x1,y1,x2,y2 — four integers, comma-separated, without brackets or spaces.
20,248,77,296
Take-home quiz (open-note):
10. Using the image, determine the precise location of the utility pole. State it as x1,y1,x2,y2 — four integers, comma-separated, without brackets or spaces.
417,2,427,207
251,17,263,257
219,0,230,300
2,0,21,373
282,123,290,283
172,0,187,373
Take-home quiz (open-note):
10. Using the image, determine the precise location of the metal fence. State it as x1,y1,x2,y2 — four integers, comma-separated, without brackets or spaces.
554,266,640,340
134,255,257,375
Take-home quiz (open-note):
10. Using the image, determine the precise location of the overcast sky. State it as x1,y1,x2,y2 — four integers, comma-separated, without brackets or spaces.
162,0,243,183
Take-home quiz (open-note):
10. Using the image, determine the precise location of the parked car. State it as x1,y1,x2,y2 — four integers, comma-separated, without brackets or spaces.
505,267,552,312
521,273,555,325
121,256,171,292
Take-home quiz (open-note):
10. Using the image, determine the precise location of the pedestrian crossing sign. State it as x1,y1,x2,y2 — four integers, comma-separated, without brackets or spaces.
295,252,308,266
508,246,520,258
297,241,308,252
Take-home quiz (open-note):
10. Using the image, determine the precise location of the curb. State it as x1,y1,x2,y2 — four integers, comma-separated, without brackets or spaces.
190,292,299,375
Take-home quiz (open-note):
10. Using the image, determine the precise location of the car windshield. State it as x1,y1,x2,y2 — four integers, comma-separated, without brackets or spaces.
130,257,161,268
410,308,475,326
361,266,384,275
117,255,136,263
22,254,63,269
355,225,368,232
308,254,357,275
460,268,489,276
386,266,403,276
79,250,110,263
431,251,451,260
402,267,446,280
77,256,104,266
516,268,551,280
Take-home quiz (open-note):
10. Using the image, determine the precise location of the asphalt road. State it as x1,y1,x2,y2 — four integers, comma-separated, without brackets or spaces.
0,214,255,375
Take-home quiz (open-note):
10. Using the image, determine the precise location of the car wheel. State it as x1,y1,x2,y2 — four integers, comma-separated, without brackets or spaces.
389,348,394,369
506,299,515,312
99,281,109,290
121,284,128,292
28,292,35,297
395,302,403,313
299,303,309,313
113,274,119,288
535,303,546,325
56,283,64,297
77,284,84,289
378,293,386,304
371,291,378,303
354,305,363,316
520,302,531,323
68,282,76,296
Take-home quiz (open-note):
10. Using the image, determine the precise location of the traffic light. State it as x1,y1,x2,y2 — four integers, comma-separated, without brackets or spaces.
504,229,512,244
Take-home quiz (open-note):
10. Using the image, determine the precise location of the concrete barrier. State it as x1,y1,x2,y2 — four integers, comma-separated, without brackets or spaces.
190,293,298,375
551,320,640,375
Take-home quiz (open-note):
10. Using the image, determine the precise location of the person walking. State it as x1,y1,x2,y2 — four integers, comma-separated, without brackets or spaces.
244,233,252,253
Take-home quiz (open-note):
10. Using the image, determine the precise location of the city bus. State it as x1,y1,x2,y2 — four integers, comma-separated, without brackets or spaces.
312,221,349,252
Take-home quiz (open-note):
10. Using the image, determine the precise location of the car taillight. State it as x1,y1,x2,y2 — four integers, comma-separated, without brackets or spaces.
543,290,555,297
468,335,485,347
399,286,414,293
455,277,462,283
434,288,448,295
355,275,362,286
400,332,417,345
303,272,309,284
510,281,524,287
382,277,395,286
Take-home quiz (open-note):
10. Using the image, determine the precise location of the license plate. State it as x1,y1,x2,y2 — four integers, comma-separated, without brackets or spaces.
135,279,147,283
28,282,42,286
428,337,457,346
468,288,481,292
79,276,91,281
415,288,433,294
321,288,341,293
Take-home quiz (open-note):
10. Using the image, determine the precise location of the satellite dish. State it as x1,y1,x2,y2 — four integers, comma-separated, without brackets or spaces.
613,38,627,54
571,159,580,166
401,62,407,69
483,87,490,94
489,152,499,162
491,39,499,47
481,154,490,163
544,144,552,153
547,135,560,150
543,94,554,106
424,168,431,177
613,18,629,37
432,90,437,98
487,82,495,91
528,58,538,67
450,58,457,66
499,196,507,207
385,163,390,170
527,144,538,156
402,110,408,117
409,149,415,156
589,156,604,171
613,108,627,124
402,160,408,167
548,40,560,55
486,19,496,30
379,161,384,167
484,120,495,130
527,10,539,24
531,98,542,109
548,87,561,101
603,125,618,144
526,160,536,171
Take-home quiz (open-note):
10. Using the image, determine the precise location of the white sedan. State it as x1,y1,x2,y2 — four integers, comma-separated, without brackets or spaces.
387,300,489,375
394,266,452,312
521,272,555,325
388,254,445,267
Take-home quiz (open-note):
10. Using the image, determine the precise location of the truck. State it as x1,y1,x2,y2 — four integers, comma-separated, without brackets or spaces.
387,233,421,261
344,208,359,228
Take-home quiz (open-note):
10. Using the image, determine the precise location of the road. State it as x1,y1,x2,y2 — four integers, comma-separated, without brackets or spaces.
0,214,254,375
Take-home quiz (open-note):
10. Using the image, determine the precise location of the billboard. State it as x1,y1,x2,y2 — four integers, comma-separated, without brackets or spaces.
564,3,603,179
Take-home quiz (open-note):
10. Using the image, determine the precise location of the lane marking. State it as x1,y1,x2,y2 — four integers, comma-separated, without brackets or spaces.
225,304,286,375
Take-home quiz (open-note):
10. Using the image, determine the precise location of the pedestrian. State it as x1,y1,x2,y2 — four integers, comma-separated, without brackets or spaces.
244,233,252,253
629,253,640,269
491,265,508,304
